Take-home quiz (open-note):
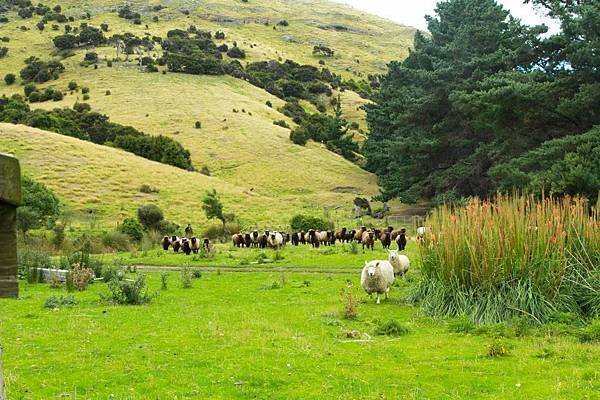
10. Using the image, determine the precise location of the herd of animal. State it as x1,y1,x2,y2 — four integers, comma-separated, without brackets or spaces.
160,225,431,305
230,225,426,251
160,236,213,255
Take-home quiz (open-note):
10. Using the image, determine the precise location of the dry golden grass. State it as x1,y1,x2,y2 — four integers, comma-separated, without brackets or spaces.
0,123,379,228
0,0,414,228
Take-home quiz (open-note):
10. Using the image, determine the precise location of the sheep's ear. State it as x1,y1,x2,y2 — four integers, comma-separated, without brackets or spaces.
375,262,380,267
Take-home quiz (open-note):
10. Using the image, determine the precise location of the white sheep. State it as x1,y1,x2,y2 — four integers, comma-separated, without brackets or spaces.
360,260,395,304
388,250,409,277
268,231,284,249
416,226,430,240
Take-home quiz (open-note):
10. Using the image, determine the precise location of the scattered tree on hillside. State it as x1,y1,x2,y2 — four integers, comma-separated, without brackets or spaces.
137,204,164,231
202,189,225,228
17,176,61,235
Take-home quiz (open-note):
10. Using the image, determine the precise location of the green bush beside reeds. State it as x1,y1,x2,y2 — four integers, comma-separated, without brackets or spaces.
410,194,599,323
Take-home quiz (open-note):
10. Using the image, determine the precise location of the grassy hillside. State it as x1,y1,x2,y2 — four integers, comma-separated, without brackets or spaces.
0,0,414,228
0,123,379,228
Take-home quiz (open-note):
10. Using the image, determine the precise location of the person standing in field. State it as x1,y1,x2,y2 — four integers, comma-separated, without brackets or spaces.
185,224,194,238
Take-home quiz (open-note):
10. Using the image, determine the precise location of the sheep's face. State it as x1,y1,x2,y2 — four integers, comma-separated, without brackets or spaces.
171,236,177,242
389,250,400,263
367,265,377,277
270,233,276,241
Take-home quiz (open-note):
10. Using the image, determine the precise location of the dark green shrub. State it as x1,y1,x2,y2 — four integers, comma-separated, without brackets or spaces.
137,204,164,230
227,46,245,59
4,73,15,85
24,83,37,97
73,101,91,112
290,214,330,231
51,90,63,101
195,120,201,129
273,120,290,129
102,275,152,305
44,295,78,309
118,218,144,242
28,91,42,102
82,94,90,101
68,81,78,90
17,248,52,280
81,87,90,94
289,128,308,145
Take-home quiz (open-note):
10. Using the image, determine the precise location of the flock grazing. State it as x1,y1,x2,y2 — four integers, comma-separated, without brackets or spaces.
160,225,429,305
160,235,213,256
230,226,411,251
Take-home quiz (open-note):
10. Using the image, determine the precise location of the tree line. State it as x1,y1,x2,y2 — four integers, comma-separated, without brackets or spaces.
364,0,600,204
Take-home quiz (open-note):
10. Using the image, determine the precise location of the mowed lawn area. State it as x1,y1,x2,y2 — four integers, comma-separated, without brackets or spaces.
2,245,599,399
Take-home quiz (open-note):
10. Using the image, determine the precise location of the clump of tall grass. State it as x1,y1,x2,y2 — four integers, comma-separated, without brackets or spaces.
410,194,599,324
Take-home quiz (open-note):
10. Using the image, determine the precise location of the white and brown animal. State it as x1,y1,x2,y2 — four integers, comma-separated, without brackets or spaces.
388,250,410,278
354,226,367,242
171,236,181,253
416,226,430,241
190,237,201,254
361,230,375,250
361,260,395,304
268,231,284,249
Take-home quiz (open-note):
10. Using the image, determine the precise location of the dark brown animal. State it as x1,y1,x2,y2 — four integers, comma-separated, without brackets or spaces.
396,228,407,251
380,231,391,249
161,236,170,251
335,228,347,243
182,239,192,255
232,234,244,247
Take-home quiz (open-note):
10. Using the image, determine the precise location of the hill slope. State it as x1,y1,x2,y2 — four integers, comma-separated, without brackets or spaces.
0,123,379,228
0,0,414,228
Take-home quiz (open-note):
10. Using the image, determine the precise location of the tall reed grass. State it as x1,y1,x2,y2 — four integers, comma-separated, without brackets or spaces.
410,194,599,323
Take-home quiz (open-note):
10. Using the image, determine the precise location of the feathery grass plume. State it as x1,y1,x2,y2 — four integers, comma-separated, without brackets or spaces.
410,194,599,323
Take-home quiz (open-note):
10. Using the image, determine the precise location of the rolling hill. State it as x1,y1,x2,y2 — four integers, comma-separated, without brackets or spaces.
0,0,415,229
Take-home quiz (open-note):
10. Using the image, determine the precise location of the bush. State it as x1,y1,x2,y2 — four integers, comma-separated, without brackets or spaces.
24,83,37,97
44,295,78,309
51,90,63,101
81,87,90,94
71,263,94,291
290,214,330,231
200,166,210,176
157,220,179,235
265,100,272,108
195,120,201,129
28,91,42,103
82,94,90,101
273,120,290,129
180,265,193,288
4,73,15,85
374,319,410,336
20,58,64,83
101,230,132,251
139,184,159,194
227,46,245,59
102,275,152,305
118,218,144,242
486,340,511,357
73,102,91,113
17,248,52,280
137,204,164,230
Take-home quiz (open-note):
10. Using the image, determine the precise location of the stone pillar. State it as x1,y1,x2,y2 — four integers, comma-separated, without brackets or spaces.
0,152,21,298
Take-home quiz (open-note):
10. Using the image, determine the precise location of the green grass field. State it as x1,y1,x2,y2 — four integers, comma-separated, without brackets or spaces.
2,267,599,399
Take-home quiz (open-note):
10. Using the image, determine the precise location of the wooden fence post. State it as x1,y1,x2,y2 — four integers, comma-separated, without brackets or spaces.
0,152,21,298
